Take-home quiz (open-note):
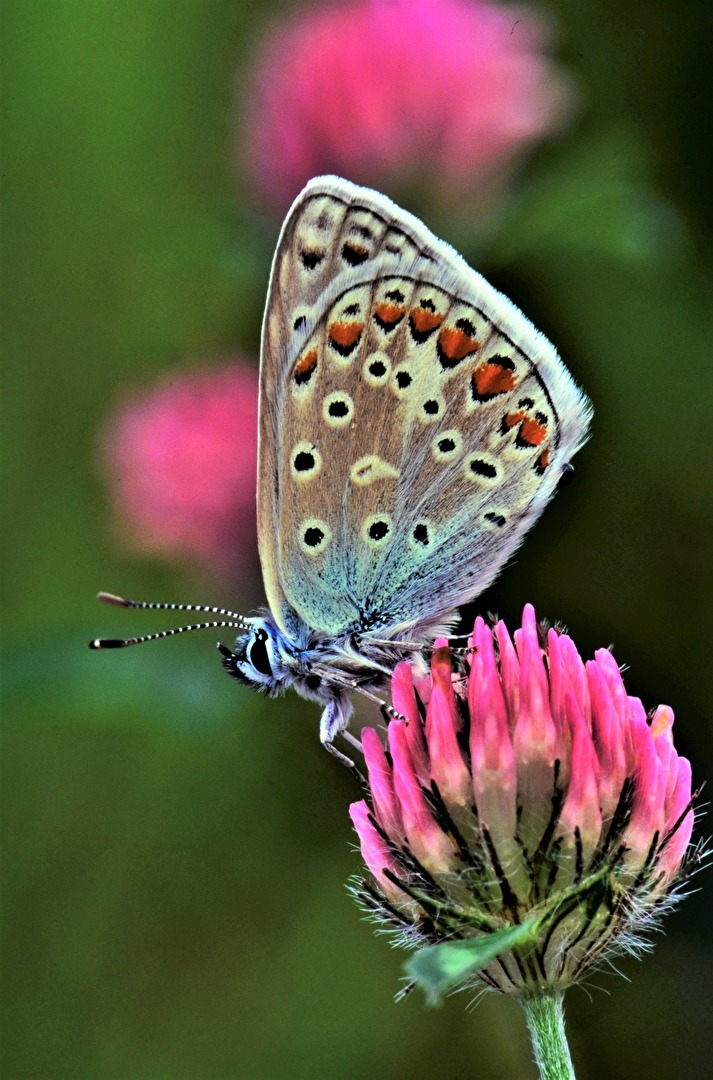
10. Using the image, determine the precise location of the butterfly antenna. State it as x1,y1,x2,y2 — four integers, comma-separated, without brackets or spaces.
96,591,249,621
89,591,251,650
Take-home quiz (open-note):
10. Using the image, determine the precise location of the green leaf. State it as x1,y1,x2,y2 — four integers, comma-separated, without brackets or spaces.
405,920,538,1003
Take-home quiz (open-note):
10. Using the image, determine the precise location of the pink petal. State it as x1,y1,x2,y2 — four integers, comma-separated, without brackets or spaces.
425,646,471,811
389,720,455,873
494,616,520,725
586,658,627,821
361,727,403,841
546,629,572,787
593,648,635,772
650,705,678,809
391,661,421,726
469,618,515,793
512,606,557,848
657,757,694,883
554,631,591,729
623,700,666,869
469,618,528,899
391,662,430,783
556,691,602,870
349,801,414,910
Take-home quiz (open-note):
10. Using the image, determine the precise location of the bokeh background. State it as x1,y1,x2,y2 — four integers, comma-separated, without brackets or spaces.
3,1,713,1077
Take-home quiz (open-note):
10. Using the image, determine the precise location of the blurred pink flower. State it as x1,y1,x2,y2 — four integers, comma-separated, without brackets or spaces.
102,361,259,585
244,0,572,214
351,605,700,994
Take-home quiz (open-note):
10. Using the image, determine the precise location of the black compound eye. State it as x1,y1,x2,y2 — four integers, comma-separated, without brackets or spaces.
249,631,273,677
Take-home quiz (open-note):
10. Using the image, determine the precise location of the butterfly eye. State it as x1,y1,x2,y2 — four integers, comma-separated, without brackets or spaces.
249,630,273,678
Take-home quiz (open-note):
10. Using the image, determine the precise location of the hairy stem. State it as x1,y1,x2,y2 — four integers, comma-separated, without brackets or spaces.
520,991,575,1080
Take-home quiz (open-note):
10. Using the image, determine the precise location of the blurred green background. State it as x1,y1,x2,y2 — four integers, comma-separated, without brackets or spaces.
3,2,712,1077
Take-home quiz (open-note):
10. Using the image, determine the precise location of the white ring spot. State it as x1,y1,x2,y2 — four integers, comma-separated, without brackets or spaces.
362,351,392,386
322,391,355,427
483,509,507,530
391,367,414,396
432,429,463,462
463,453,500,484
298,518,332,556
361,513,393,550
290,441,322,482
419,395,445,424
409,520,433,550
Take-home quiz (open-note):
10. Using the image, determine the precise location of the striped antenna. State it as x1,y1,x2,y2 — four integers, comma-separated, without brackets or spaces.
89,591,250,651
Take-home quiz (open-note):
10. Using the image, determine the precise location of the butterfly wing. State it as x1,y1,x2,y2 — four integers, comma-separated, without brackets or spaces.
257,177,591,644
258,176,437,638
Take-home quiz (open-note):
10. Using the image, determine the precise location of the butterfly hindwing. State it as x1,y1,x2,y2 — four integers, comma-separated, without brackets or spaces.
258,179,436,637
258,177,591,642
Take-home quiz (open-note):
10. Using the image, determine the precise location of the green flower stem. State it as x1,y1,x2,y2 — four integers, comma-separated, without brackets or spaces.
520,991,575,1080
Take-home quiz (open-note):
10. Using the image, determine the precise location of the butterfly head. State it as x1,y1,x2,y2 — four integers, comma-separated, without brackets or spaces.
89,592,331,705
90,593,289,697
218,616,291,697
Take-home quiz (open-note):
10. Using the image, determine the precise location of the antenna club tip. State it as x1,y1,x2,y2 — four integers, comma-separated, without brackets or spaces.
97,592,131,607
89,638,128,649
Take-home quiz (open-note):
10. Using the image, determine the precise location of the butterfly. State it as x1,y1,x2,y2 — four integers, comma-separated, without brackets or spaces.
92,176,592,768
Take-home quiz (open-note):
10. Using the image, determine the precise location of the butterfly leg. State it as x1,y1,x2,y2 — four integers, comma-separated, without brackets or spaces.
319,698,359,772
351,686,406,724
334,679,408,724
341,729,365,755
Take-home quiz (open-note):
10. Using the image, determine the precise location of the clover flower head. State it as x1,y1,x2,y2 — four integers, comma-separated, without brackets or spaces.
244,0,572,214
102,361,259,585
350,605,701,994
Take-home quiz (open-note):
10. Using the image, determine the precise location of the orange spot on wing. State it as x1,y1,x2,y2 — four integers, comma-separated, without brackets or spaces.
502,409,527,429
410,307,443,336
473,361,516,397
438,325,479,363
328,320,364,350
519,417,548,446
533,447,551,475
294,348,318,384
374,302,405,329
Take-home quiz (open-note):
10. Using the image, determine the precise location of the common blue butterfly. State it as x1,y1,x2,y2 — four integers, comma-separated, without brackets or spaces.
92,177,591,767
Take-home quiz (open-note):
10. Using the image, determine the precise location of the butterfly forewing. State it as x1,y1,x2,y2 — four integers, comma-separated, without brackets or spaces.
258,177,591,643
